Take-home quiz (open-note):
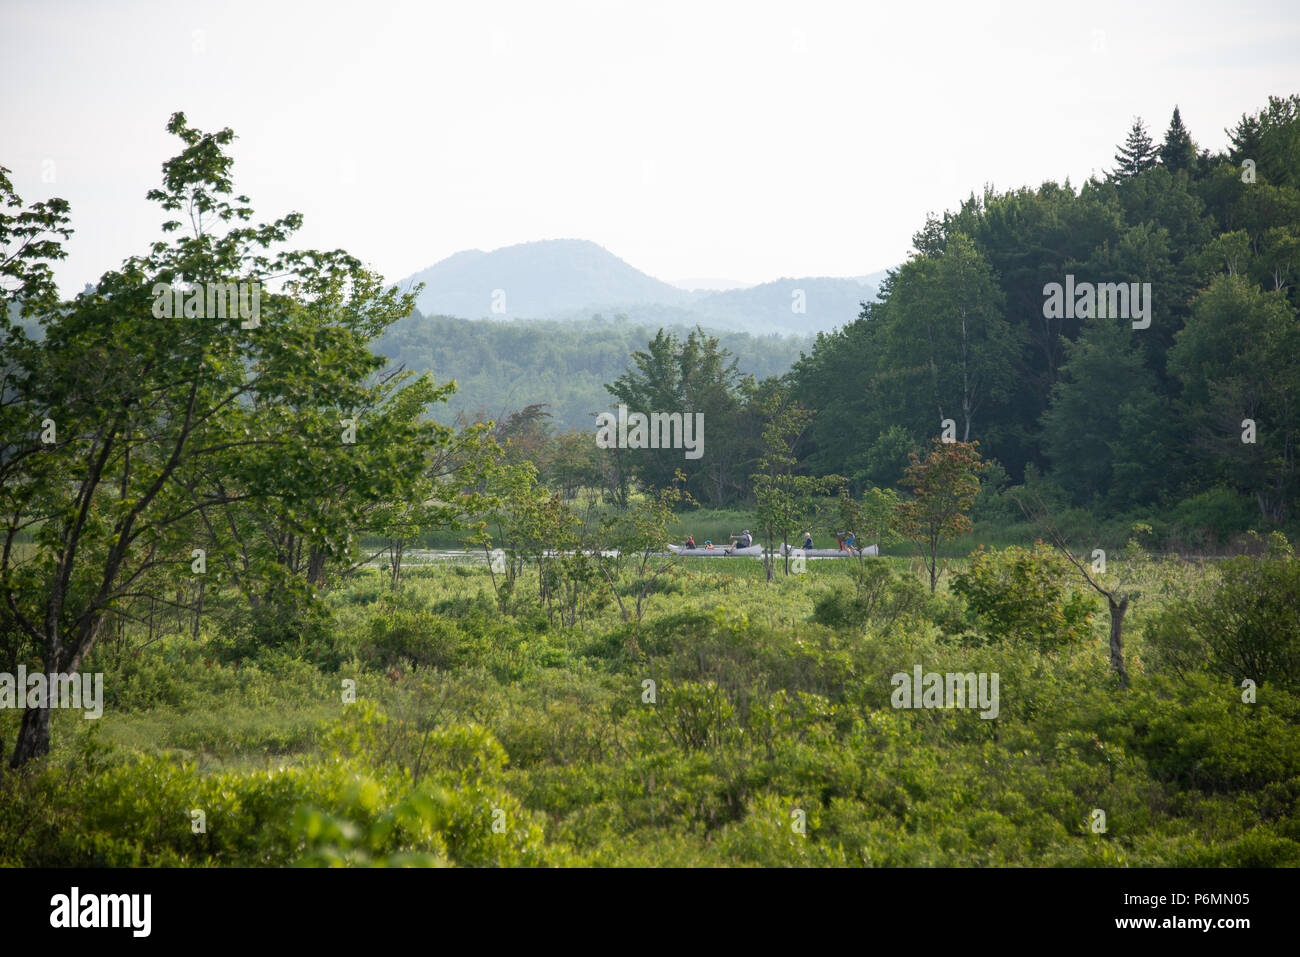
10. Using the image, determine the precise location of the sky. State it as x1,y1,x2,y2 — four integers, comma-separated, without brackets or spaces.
3,0,1299,296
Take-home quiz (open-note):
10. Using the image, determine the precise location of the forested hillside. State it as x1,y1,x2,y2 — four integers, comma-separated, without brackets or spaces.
373,312,811,430
793,102,1300,523
578,100,1300,540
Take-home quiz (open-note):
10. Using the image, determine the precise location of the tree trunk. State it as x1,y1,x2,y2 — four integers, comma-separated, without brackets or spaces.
9,703,51,768
192,580,204,640
1108,595,1130,688
306,546,328,586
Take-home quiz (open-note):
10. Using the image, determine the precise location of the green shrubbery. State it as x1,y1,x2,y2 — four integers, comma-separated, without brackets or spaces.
1146,533,1300,690
811,561,930,633
365,608,465,671
0,704,568,868
3,554,1298,868
951,544,1094,651
1161,488,1260,548
214,596,342,670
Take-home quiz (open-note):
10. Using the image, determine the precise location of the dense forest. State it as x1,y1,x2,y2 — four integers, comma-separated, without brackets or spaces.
523,99,1300,545
373,313,811,431
1,98,1298,874
796,102,1300,518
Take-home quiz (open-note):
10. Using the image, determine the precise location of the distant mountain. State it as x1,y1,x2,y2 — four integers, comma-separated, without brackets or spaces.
395,239,888,336
670,278,754,292
690,276,880,334
401,239,690,320
855,269,892,288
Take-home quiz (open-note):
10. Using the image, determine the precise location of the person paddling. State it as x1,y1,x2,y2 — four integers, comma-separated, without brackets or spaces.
801,531,814,550
725,529,753,555
684,535,697,550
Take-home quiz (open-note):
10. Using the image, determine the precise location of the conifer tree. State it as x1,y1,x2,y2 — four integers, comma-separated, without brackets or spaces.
1113,117,1158,179
1159,106,1197,173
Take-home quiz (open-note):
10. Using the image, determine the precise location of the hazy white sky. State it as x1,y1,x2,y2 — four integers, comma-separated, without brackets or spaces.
3,0,1298,295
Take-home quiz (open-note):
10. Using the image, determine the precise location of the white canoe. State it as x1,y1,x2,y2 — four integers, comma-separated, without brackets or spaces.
666,544,764,557
780,543,879,558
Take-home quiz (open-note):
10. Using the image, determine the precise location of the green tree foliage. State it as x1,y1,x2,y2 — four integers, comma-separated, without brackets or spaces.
810,560,928,633
879,234,1020,444
788,94,1300,526
952,543,1094,651
0,167,73,676
1015,490,1153,687
1113,117,1159,180
969,182,1124,406
473,452,581,617
0,166,72,318
1146,533,1300,691
1168,275,1300,522
371,414,497,591
599,480,691,632
375,313,809,433
750,391,843,579
606,327,760,506
1228,94,1300,190
895,439,985,592
1040,316,1170,506
790,312,899,488
1159,106,1197,174
836,486,903,551
0,114,456,765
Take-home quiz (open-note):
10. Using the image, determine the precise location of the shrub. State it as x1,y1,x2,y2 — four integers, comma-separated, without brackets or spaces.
657,681,738,754
950,544,1093,651
430,590,498,621
1164,488,1258,548
216,595,340,668
364,609,464,671
1145,533,1300,690
810,561,928,632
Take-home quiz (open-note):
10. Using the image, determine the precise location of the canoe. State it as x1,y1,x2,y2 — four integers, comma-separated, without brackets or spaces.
780,543,879,558
666,544,764,557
